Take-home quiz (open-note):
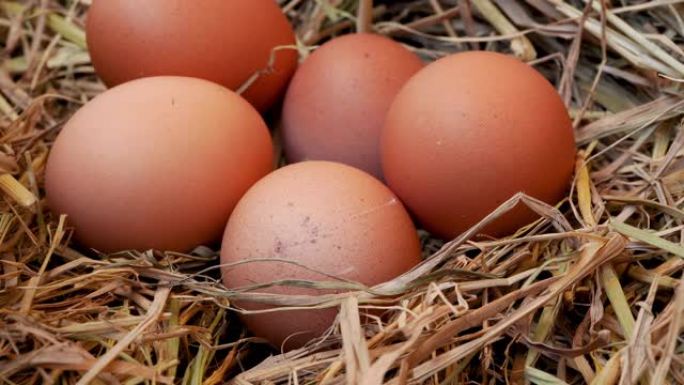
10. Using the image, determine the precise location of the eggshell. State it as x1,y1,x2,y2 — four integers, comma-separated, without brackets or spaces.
220,161,421,350
45,77,273,253
86,0,297,112
282,34,423,179
381,51,576,240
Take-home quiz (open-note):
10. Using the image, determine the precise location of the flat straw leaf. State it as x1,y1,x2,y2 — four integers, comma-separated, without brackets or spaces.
47,13,87,49
525,367,570,385
611,220,684,259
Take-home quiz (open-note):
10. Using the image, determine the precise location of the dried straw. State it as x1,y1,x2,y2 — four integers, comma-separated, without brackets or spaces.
1,0,684,384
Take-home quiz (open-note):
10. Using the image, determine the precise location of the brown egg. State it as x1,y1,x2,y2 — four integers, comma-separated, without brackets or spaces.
46,77,273,253
86,0,297,112
381,51,576,240
220,161,421,350
282,33,423,179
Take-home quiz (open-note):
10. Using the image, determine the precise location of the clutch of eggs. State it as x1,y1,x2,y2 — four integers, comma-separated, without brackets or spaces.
54,0,578,350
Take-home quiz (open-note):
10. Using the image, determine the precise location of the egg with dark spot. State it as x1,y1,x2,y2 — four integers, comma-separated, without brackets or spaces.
220,161,421,349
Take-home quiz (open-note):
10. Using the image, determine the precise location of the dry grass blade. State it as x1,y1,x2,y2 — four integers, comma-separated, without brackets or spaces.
525,366,570,385
576,96,684,143
620,280,658,384
75,286,171,385
471,0,537,60
652,272,684,384
356,0,374,33
2,0,684,384
339,296,370,384
611,220,684,259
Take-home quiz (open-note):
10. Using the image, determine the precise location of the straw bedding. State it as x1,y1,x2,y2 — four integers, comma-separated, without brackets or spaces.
1,0,684,384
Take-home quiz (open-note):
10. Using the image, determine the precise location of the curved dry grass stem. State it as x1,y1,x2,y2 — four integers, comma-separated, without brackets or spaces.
2,1,684,384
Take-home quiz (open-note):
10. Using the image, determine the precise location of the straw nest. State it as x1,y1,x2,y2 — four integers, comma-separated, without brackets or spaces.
1,0,684,384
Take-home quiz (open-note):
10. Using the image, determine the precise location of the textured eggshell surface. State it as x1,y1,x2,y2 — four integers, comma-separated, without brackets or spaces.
382,51,576,240
86,0,297,111
282,33,423,179
45,77,274,253
220,161,421,349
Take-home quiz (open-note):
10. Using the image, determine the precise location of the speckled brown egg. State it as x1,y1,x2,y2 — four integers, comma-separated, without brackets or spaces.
220,161,421,350
282,33,423,179
86,0,297,112
45,76,273,253
381,51,576,240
